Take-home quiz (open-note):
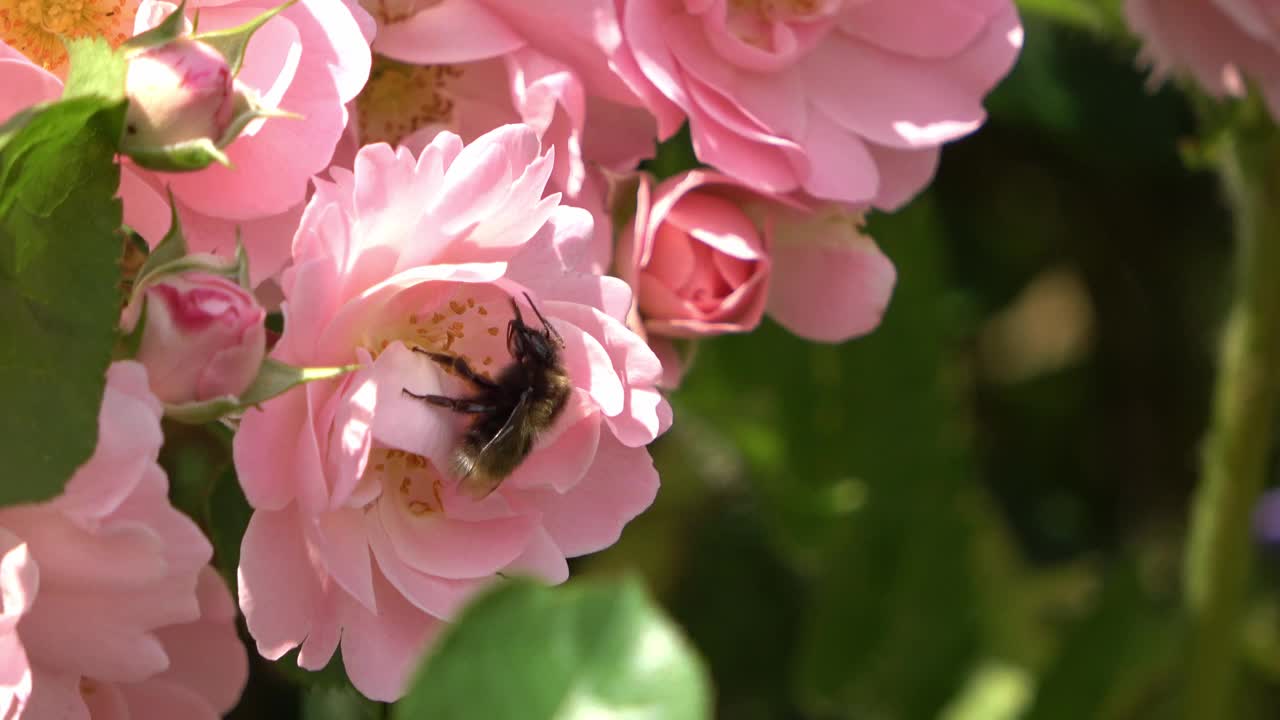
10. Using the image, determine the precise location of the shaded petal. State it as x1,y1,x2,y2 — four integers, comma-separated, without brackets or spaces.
537,436,658,557
238,509,322,660
767,212,897,342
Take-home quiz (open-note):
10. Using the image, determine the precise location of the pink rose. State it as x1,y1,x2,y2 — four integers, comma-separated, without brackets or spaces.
626,174,772,337
353,0,660,271
126,272,267,405
127,0,373,220
0,0,375,285
0,362,247,719
233,125,670,701
1126,0,1280,119
123,38,235,150
620,170,896,382
613,0,1023,209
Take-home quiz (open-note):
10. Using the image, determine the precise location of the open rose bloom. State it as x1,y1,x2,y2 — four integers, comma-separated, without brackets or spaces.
614,0,1023,209
348,0,660,271
0,363,246,719
234,124,670,701
1126,0,1280,119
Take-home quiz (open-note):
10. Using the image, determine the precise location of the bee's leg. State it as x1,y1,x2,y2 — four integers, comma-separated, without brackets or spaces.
410,347,499,389
401,389,494,414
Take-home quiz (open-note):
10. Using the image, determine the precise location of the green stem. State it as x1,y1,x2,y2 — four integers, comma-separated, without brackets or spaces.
1184,119,1280,719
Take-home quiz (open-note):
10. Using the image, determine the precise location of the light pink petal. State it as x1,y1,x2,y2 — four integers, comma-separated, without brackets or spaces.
606,387,673,448
365,514,486,620
120,681,219,720
377,493,538,580
374,0,526,63
0,57,60,122
308,508,376,613
505,211,634,320
553,316,626,417
180,200,307,287
623,0,694,112
664,193,766,260
865,143,941,212
19,671,90,720
369,342,458,464
838,0,1007,58
300,380,347,515
22,596,170,683
0,511,166,590
0,535,35,716
502,527,569,584
327,368,378,509
234,386,312,511
685,93,803,195
150,569,247,715
767,213,897,342
118,169,171,248
538,435,659,557
544,300,663,387
296,583,343,670
429,124,546,236
339,572,442,703
56,362,162,519
238,509,322,660
506,410,602,493
798,108,879,204
806,12,1018,150
298,0,372,102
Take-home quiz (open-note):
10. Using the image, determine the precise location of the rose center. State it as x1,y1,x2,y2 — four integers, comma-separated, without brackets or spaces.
365,290,507,379
0,0,133,73
359,0,441,25
365,448,447,516
356,55,463,147
728,0,828,22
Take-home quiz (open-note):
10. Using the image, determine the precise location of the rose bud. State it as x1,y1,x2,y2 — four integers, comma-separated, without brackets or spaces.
618,170,896,385
127,272,267,404
622,172,773,338
122,38,236,151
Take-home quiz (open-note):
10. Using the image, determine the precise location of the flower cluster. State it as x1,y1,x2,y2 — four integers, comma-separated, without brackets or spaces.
0,0,1024,710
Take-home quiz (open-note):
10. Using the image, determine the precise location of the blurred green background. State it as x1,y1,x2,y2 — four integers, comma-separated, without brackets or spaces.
587,12,1251,720
208,9,1280,719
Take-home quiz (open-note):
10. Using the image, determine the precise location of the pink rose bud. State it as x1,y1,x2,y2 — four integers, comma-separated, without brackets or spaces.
619,170,896,386
625,173,772,338
133,272,267,404
124,39,236,148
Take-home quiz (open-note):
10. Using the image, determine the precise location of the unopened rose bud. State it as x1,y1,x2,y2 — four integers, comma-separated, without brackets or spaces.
130,272,267,404
123,39,235,150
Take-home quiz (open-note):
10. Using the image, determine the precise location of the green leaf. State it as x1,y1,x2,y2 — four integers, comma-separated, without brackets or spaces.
1013,0,1127,36
0,107,39,147
122,0,187,53
302,685,385,720
0,95,126,506
1022,563,1181,720
61,37,128,103
194,0,298,76
162,359,357,424
133,190,189,288
394,577,712,720
124,136,231,172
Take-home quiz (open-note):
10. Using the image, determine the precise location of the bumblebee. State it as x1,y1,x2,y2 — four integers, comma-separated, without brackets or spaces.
403,293,571,498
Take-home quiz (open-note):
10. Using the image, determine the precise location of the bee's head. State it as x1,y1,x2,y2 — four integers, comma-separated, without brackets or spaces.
508,293,564,366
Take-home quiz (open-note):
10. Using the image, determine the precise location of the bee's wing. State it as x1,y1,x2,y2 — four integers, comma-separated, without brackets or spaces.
459,389,532,499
